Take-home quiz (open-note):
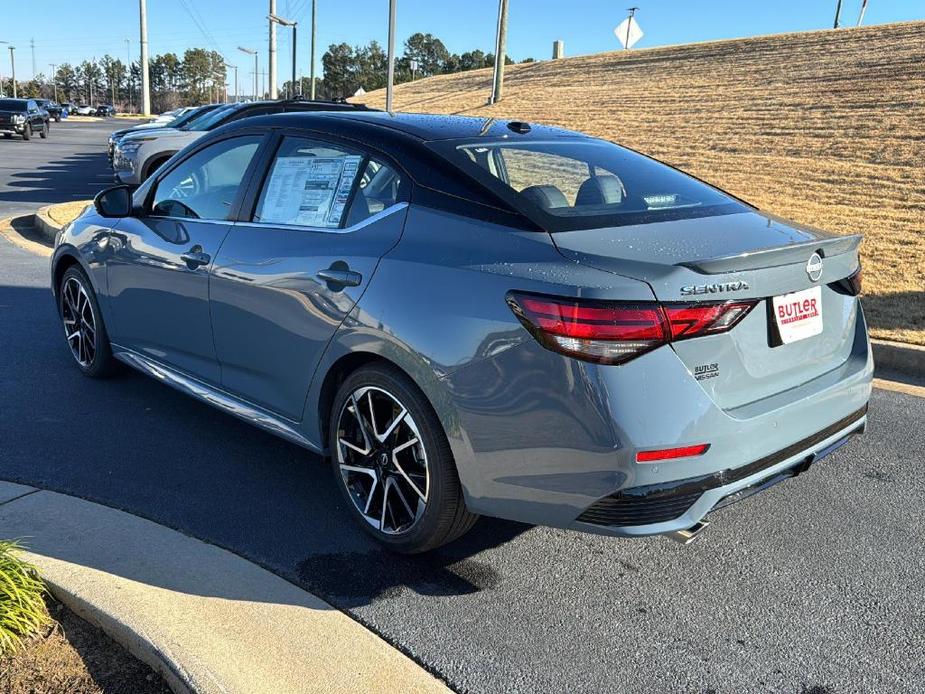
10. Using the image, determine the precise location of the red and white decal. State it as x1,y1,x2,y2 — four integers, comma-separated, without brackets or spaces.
772,286,823,344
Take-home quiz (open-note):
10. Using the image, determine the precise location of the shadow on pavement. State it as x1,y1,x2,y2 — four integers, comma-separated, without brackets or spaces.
0,282,528,607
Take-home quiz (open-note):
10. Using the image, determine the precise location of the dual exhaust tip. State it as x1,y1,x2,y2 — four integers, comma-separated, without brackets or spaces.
663,520,709,545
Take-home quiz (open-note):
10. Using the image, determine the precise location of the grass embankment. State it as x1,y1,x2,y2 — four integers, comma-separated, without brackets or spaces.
360,21,925,345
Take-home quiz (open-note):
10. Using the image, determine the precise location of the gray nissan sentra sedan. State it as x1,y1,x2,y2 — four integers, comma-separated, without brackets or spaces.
51,112,872,552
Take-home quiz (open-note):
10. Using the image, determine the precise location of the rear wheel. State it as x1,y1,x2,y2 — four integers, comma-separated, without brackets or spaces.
58,266,117,378
330,364,477,553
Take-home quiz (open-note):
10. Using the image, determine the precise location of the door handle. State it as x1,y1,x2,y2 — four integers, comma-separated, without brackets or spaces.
316,268,363,288
181,250,211,269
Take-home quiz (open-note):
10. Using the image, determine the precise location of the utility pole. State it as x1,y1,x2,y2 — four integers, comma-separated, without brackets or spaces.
489,0,509,104
386,0,396,111
30,38,35,78
269,0,278,98
49,64,58,101
857,0,870,26
0,40,7,98
309,0,316,100
833,0,843,28
239,47,258,101
139,0,151,115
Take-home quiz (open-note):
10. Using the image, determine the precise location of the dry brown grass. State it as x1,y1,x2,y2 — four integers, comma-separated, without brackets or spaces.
0,598,170,694
45,201,91,226
360,22,925,345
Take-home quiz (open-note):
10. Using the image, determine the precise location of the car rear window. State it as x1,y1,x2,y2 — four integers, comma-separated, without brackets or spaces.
429,138,749,231
0,99,27,112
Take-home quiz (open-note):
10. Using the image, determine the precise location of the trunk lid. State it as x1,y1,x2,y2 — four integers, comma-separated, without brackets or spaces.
552,211,863,411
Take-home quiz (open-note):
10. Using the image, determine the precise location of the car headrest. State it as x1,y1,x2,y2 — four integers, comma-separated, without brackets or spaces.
520,185,569,210
575,175,624,206
344,192,371,227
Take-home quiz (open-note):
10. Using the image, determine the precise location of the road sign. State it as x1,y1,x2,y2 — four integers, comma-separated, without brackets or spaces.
614,17,644,49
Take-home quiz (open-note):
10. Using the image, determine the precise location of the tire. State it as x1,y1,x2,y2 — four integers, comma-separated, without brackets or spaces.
142,156,170,183
58,266,117,378
22,125,31,141
329,363,478,553
39,122,48,139
54,115,61,123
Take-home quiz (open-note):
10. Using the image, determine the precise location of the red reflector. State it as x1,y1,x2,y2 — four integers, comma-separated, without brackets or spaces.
636,444,710,463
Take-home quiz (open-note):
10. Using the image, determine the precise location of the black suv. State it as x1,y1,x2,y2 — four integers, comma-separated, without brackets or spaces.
36,99,65,122
0,98,50,141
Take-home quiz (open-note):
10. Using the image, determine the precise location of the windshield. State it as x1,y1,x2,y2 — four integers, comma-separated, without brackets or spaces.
181,103,241,131
168,105,217,129
431,138,748,231
0,99,27,112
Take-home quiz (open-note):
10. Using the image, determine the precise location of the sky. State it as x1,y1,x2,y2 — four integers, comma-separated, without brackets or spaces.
0,0,921,85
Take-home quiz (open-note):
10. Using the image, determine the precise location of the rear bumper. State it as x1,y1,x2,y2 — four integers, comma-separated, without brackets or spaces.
570,405,866,536
444,301,874,536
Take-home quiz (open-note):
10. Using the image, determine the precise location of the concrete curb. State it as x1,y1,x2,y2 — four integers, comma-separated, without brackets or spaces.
32,204,66,244
0,483,452,694
872,339,924,379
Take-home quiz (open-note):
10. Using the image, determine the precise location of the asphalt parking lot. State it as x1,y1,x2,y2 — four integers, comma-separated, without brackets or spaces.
0,118,129,219
1,121,924,693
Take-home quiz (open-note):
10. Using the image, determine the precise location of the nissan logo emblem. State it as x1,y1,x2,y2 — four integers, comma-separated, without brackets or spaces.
806,252,824,282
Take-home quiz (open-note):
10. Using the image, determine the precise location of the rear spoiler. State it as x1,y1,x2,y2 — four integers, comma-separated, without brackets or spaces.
679,235,862,275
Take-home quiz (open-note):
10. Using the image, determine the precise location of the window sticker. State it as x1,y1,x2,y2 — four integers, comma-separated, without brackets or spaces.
258,154,363,228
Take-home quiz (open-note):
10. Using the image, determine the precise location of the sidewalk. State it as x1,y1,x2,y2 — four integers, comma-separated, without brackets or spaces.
0,482,450,694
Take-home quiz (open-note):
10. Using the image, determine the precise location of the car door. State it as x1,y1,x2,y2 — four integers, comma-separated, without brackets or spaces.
210,133,409,420
106,134,265,383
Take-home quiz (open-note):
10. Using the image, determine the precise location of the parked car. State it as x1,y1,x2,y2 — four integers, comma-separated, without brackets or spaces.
53,112,872,553
96,104,116,117
112,98,374,185
0,98,50,140
108,104,221,164
35,99,65,122
74,104,96,116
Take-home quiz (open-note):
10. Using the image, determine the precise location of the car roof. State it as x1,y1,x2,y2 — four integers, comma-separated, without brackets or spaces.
219,109,587,144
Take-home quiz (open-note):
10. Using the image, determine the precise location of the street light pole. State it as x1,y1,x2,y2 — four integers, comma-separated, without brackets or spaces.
238,47,258,101
310,0,316,99
49,63,58,101
125,38,133,112
269,14,297,99
269,0,278,98
9,46,16,98
139,0,151,115
225,63,238,103
386,0,396,111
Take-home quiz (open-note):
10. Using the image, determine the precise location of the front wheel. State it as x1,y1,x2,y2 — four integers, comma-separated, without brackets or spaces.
39,123,48,139
58,266,117,378
330,364,477,553
22,125,31,141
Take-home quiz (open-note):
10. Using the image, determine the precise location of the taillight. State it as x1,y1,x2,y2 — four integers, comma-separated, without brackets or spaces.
636,443,710,463
829,264,862,296
507,292,756,365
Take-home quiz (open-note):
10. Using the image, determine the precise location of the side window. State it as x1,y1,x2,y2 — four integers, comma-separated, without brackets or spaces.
150,136,261,220
345,160,403,226
254,137,365,229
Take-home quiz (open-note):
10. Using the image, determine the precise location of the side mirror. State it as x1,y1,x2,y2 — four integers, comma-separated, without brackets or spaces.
94,185,134,218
